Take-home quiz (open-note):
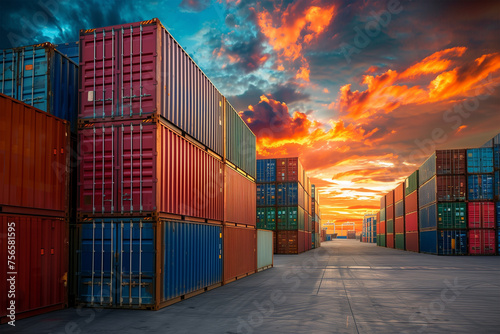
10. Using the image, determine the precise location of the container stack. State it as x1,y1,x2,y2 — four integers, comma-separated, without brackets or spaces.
361,213,377,243
256,157,317,254
311,184,321,248
418,150,467,255
75,19,260,310
0,94,71,323
405,170,419,252
466,148,496,255
378,195,386,247
481,133,500,254
394,183,405,250
386,190,395,248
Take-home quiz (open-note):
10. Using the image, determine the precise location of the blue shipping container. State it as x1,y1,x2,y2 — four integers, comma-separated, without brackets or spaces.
467,148,494,174
1,43,78,132
495,171,500,200
257,184,265,206
419,203,437,230
287,183,299,206
494,146,500,169
419,230,437,254
55,41,79,63
257,159,276,183
418,153,436,186
467,174,494,200
497,202,500,228
419,176,436,207
256,184,276,206
437,230,467,255
164,221,222,301
78,219,156,307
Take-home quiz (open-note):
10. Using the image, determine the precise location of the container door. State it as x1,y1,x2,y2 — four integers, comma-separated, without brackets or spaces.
19,46,49,111
78,220,155,307
1,49,17,98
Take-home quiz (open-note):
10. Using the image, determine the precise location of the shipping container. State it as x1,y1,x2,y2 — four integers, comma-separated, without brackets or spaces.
420,204,437,229
395,200,404,217
225,100,256,177
497,202,500,229
0,215,68,323
257,159,276,183
395,233,405,250
405,170,419,196
257,183,275,206
395,183,404,202
405,231,419,252
256,229,273,270
276,230,299,254
55,42,79,63
77,218,223,309
419,175,466,207
419,150,466,186
79,19,224,156
495,171,500,200
224,225,256,283
0,42,78,132
380,208,386,221
468,229,496,255
467,174,494,200
224,165,256,226
395,216,405,234
386,219,394,248
386,190,394,206
467,148,494,174
405,191,418,214
256,207,276,230
419,229,467,255
276,158,287,182
467,202,495,229
0,94,70,217
276,206,303,230
275,158,304,185
78,119,224,220
438,203,466,229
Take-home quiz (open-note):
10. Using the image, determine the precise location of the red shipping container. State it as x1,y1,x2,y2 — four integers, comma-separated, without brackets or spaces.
405,212,418,232
386,190,394,206
224,166,256,226
276,158,287,182
380,195,386,209
386,233,395,248
395,217,405,234
223,225,256,283
386,204,394,220
405,191,418,214
0,94,70,217
79,19,224,156
0,214,68,323
468,229,496,255
298,231,305,253
277,230,298,254
436,149,466,175
405,231,419,252
467,202,495,229
394,182,405,202
78,119,224,220
379,221,386,234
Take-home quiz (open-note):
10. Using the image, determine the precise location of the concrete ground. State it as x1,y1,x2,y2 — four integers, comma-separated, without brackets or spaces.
4,239,500,334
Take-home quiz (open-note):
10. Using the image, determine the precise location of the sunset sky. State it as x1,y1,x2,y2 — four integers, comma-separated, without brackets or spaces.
2,0,500,230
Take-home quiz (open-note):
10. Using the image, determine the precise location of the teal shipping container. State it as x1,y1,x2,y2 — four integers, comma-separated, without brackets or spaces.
467,148,494,174
257,229,273,270
1,42,78,133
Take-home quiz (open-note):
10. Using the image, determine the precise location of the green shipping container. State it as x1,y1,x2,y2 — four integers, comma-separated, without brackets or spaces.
405,170,419,196
387,219,394,233
257,207,276,230
378,234,386,247
438,203,466,229
395,234,405,250
225,101,256,178
257,229,273,270
277,206,305,230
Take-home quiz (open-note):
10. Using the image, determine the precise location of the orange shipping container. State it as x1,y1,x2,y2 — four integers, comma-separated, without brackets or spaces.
224,166,256,226
223,225,256,283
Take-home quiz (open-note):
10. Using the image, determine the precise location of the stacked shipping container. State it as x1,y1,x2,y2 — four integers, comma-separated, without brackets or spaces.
256,157,318,254
361,214,377,243
311,184,321,248
0,94,71,323
394,183,405,250
75,18,262,310
386,190,395,248
378,195,386,247
405,170,419,252
481,134,500,254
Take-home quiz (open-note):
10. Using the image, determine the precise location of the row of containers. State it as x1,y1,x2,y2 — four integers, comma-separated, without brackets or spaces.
0,18,270,323
370,138,500,255
256,158,322,253
361,213,377,243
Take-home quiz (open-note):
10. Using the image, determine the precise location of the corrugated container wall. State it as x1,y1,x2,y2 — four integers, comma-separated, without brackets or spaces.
223,225,256,283
468,174,494,200
257,159,276,183
78,119,224,220
79,19,224,156
0,43,78,133
419,150,466,186
257,229,273,270
1,215,68,322
225,100,256,177
405,170,419,196
55,42,79,63
225,166,256,226
0,94,70,217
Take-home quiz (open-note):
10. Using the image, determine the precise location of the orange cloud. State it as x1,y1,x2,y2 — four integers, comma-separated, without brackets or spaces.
337,49,500,120
255,2,335,81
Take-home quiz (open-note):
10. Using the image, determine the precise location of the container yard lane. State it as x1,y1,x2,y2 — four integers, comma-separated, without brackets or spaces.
3,239,500,334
